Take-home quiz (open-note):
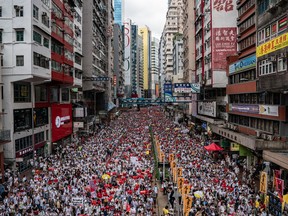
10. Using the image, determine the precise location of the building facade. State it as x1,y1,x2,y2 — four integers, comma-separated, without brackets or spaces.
139,26,152,98
151,37,160,99
0,0,83,173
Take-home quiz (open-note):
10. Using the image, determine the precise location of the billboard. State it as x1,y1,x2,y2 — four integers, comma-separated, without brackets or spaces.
124,19,131,86
256,32,288,57
198,101,217,117
51,104,72,142
229,55,256,74
211,0,237,70
229,104,279,116
174,83,200,93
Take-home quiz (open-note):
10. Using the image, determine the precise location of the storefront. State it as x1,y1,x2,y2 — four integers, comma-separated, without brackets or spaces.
51,104,72,152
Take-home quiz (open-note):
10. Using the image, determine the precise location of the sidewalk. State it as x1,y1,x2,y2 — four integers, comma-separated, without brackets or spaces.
156,180,169,216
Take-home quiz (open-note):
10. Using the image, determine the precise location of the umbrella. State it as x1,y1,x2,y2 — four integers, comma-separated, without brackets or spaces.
101,174,111,180
204,143,224,151
194,191,204,198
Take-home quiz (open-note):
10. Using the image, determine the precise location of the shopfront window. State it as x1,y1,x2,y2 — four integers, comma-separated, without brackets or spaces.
34,108,48,127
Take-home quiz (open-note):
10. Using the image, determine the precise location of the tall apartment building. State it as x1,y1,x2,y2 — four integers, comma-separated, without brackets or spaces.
123,19,132,97
255,0,288,170
159,36,165,99
162,0,184,82
183,0,196,116
172,34,184,83
131,25,139,97
137,34,144,97
151,37,160,99
82,0,112,125
139,26,152,98
193,0,237,134
0,0,83,173
112,24,125,102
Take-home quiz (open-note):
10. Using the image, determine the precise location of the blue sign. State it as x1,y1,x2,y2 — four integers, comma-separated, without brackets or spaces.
229,54,256,74
174,83,200,93
164,83,173,95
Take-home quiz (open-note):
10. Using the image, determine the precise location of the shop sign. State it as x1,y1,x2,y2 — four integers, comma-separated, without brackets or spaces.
198,101,217,117
51,104,72,142
230,142,240,151
16,147,33,157
174,83,200,93
256,32,288,57
73,122,84,128
229,55,256,74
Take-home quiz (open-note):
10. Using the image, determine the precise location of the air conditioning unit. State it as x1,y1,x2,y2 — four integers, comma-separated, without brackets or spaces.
267,135,274,141
256,130,261,138
205,8,210,12
51,19,56,23
279,53,286,58
237,17,241,21
267,56,276,62
42,12,47,16
232,125,238,131
45,57,50,61
206,26,210,31
14,5,20,9
237,33,241,38
236,0,241,4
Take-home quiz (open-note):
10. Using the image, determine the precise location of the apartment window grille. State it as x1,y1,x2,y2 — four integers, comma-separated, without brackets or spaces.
16,55,24,66
43,37,49,48
259,59,276,76
42,13,50,27
41,0,50,7
278,56,287,72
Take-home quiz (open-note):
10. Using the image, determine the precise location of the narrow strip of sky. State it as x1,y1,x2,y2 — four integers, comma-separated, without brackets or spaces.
125,0,167,39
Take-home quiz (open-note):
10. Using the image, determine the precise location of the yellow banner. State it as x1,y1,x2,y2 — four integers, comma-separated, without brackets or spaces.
182,184,191,196
168,153,175,162
170,160,176,169
177,167,183,177
256,33,288,57
173,167,177,183
177,177,184,193
183,195,193,215
260,171,268,194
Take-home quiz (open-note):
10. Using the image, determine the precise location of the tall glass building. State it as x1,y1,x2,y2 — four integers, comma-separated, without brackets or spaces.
114,0,123,25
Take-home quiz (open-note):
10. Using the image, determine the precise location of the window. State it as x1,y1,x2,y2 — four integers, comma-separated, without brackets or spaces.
43,37,49,48
41,12,50,27
33,52,49,69
258,0,269,15
16,30,24,41
15,135,32,152
33,5,39,19
15,6,24,17
278,56,287,72
0,6,2,17
34,108,48,127
35,85,47,102
14,109,32,132
50,87,59,102
0,30,2,43
61,88,69,102
34,132,45,144
41,0,50,7
16,55,24,66
259,59,277,76
14,82,31,102
33,31,42,44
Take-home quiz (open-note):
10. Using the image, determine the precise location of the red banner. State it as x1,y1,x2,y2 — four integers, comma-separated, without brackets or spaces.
51,104,72,142
212,27,237,70
275,177,284,198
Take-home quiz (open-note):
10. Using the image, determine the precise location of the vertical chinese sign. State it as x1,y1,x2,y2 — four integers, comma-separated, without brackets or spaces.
124,19,131,86
212,0,237,70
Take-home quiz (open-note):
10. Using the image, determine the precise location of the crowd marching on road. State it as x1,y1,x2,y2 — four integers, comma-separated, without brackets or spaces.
0,106,280,215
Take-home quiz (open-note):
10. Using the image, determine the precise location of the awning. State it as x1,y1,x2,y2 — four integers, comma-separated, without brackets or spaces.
107,102,116,112
263,150,288,170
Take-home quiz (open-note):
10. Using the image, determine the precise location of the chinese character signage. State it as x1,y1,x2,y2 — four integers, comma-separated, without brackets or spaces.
124,19,132,86
229,55,256,74
256,32,288,57
198,101,217,117
259,171,268,194
212,0,237,70
174,83,200,93
212,27,237,70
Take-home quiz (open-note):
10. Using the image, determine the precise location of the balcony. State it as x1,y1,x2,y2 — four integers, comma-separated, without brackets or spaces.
0,130,11,143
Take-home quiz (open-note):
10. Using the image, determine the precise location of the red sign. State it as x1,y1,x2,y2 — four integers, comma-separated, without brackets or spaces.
212,27,237,70
213,0,234,12
51,104,72,142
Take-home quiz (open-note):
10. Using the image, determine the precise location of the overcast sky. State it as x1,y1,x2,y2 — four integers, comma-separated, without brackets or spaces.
124,0,168,39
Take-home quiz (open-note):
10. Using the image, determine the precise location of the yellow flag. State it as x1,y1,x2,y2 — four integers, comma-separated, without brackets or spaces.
259,172,268,194
177,167,183,177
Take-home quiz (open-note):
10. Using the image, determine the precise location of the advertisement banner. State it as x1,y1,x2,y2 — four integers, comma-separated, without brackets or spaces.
229,55,256,74
198,101,217,117
256,32,288,57
229,104,259,113
212,27,237,70
174,83,200,93
124,19,131,86
259,171,268,194
51,104,72,142
275,178,284,198
230,142,240,151
259,105,279,116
